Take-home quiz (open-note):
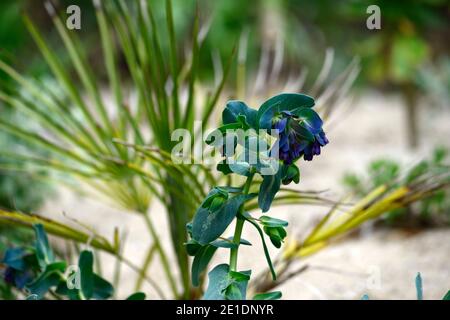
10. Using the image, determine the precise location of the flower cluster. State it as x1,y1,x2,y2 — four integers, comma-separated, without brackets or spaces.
273,110,328,165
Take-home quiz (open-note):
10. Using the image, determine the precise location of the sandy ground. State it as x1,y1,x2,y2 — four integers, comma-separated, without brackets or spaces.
39,91,450,299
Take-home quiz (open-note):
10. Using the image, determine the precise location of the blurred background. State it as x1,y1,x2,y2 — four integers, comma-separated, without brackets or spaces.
0,0,449,299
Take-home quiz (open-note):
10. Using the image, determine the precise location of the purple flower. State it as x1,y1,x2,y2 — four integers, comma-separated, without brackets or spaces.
271,110,328,164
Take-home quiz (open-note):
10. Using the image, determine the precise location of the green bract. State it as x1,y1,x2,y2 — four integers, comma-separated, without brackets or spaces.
257,93,315,130
186,93,327,300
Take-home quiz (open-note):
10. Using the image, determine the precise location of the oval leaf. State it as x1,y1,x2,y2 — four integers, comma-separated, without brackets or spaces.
192,194,254,245
79,250,94,299
258,171,282,213
191,245,218,287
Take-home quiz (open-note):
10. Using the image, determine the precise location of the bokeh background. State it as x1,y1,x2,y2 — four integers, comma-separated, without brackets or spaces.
0,0,449,299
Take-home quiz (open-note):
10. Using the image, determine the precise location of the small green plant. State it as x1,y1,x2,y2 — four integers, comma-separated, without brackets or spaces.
0,223,144,300
342,146,450,226
186,93,328,300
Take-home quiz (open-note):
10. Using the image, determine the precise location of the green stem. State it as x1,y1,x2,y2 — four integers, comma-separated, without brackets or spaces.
229,172,255,271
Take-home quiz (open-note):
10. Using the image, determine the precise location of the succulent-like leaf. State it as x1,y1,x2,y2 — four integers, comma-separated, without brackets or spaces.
191,245,218,287
79,250,94,299
26,261,66,298
223,100,258,129
258,171,282,213
91,274,114,300
33,224,55,269
210,237,252,249
192,194,255,245
259,216,289,228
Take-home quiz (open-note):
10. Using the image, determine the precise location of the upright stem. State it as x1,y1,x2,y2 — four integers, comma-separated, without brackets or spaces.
229,171,254,271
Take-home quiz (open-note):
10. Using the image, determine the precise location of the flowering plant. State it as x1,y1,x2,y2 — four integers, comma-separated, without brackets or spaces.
186,93,328,300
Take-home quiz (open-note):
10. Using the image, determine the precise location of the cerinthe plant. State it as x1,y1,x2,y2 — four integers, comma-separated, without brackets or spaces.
186,93,328,300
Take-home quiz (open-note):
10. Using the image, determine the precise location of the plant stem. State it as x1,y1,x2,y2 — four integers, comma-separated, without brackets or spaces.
229,171,255,271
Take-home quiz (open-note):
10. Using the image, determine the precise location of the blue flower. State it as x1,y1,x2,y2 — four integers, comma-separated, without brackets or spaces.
3,266,33,289
272,110,328,164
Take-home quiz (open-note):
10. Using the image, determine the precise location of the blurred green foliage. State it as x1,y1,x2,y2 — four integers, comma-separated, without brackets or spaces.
0,108,51,299
343,147,450,226
0,2,54,299
2,0,448,89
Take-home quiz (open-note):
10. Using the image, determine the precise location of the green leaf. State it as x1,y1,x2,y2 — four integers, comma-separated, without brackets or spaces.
258,171,282,213
33,224,55,269
201,188,228,208
224,282,242,300
229,271,250,282
223,100,257,129
229,161,252,176
26,261,66,298
126,292,146,300
216,186,243,193
202,264,229,300
210,237,252,249
289,120,315,142
294,108,323,135
442,291,450,300
282,164,300,185
185,239,202,256
79,250,94,299
192,194,254,245
203,264,251,300
91,274,114,300
257,93,315,130
263,226,287,248
253,291,282,300
259,216,289,228
217,162,233,175
55,281,81,300
209,197,227,212
191,245,218,287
